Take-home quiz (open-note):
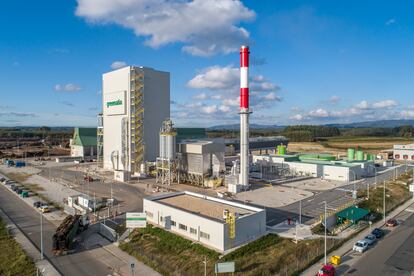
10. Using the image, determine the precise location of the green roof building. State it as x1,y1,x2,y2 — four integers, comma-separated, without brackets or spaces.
70,128,97,159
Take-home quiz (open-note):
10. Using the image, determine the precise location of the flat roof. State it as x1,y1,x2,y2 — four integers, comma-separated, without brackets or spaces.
149,191,262,222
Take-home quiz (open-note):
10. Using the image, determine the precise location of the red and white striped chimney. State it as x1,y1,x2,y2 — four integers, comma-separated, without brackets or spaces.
239,46,250,187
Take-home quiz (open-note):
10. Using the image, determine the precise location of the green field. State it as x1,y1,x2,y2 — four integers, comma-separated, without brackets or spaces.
0,217,37,276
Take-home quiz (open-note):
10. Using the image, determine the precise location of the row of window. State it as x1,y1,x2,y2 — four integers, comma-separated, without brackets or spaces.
395,154,414,160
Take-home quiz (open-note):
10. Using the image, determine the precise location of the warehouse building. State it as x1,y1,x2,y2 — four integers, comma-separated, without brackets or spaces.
102,66,170,178
143,191,266,252
253,154,375,181
393,144,414,161
70,127,97,160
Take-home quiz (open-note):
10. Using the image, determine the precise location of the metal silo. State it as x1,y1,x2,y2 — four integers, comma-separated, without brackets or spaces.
159,119,176,160
356,150,364,161
347,148,355,161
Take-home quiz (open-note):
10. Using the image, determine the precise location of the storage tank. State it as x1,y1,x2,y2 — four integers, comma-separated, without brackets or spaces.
347,148,355,161
367,154,375,161
159,119,176,160
277,145,286,155
356,150,364,161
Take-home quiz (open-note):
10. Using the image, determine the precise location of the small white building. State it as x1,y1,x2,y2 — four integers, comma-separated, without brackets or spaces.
143,191,266,252
393,144,414,161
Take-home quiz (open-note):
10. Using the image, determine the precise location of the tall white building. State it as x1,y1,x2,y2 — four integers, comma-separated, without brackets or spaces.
102,66,170,175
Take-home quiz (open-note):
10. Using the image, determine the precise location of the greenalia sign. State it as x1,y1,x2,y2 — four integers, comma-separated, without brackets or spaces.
107,99,123,108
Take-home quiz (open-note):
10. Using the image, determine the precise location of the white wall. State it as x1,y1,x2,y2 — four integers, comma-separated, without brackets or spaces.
103,67,130,171
71,145,84,157
142,68,170,162
143,196,266,252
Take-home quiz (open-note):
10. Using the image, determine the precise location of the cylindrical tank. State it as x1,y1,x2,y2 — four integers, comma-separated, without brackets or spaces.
367,154,375,161
356,150,364,161
159,119,176,160
347,148,355,161
279,145,286,155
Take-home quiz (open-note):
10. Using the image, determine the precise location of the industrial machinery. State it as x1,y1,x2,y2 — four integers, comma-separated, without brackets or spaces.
52,214,89,255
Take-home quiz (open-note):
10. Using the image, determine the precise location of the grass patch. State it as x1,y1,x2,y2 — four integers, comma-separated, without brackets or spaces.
0,217,37,276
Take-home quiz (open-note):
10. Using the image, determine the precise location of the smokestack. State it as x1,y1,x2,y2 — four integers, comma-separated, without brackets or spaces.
239,45,250,186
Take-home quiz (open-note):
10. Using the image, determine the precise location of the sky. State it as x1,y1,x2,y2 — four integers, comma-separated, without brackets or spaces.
1,0,414,127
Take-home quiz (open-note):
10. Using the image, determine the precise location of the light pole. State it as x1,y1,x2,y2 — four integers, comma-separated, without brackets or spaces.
203,256,207,276
323,201,327,265
299,199,302,225
40,212,43,260
383,180,386,224
349,170,357,199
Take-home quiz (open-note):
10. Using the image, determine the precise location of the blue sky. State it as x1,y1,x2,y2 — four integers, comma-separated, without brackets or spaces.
1,0,414,127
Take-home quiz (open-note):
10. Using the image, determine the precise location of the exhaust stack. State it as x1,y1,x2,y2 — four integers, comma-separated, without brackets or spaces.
239,45,250,186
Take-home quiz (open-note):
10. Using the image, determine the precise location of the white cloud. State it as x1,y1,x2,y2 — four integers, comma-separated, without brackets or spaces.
222,98,240,107
188,65,239,90
192,93,208,100
400,110,414,118
201,105,218,114
219,105,231,113
262,92,281,101
111,61,127,69
308,108,329,118
385,18,396,26
355,100,369,109
329,95,340,104
372,99,398,109
54,83,82,92
289,114,305,121
76,0,255,57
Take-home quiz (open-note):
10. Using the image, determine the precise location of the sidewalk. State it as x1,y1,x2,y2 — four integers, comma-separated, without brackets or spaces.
301,198,414,276
0,207,60,276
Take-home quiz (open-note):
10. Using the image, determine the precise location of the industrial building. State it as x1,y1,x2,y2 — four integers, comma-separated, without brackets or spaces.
143,191,266,252
224,136,288,155
70,127,97,160
393,144,414,161
253,152,375,182
102,66,170,180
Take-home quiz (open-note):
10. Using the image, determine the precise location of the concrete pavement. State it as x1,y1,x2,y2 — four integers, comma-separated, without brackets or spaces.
301,198,414,276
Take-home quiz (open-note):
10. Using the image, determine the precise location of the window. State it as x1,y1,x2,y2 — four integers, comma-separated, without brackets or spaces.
190,227,197,235
403,155,408,160
146,211,153,218
160,216,163,222
412,155,414,160
171,220,176,227
200,231,210,240
179,224,187,231
395,154,400,159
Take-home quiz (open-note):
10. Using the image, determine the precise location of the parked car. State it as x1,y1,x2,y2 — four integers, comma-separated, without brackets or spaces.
353,240,369,253
0,177,5,182
33,201,43,208
386,219,398,227
39,205,50,213
371,228,384,239
364,234,376,246
84,175,94,182
11,184,19,191
318,264,335,276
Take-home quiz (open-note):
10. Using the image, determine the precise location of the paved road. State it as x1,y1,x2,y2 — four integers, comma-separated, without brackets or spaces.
0,184,113,276
266,165,411,225
344,205,414,275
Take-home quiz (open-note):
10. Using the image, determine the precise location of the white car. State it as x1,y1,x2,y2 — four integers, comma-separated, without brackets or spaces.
353,240,369,253
364,234,376,246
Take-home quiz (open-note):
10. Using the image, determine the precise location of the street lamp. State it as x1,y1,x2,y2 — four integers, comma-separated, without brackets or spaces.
320,201,336,265
383,180,386,224
40,212,43,260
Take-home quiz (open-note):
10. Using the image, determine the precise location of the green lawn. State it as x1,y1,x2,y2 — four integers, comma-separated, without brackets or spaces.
0,217,37,276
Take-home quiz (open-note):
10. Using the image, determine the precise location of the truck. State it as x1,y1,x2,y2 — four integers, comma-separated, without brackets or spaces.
52,214,89,255
5,160,15,167
15,161,26,168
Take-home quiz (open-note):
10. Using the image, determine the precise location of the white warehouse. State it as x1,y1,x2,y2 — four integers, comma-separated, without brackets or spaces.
143,191,266,252
393,144,414,161
102,66,170,176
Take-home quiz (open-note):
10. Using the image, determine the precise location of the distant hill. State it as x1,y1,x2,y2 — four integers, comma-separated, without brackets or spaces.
208,119,414,131
208,124,284,131
325,119,414,128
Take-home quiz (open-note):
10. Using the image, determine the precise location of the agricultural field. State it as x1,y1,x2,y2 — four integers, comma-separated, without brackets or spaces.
0,217,37,276
288,136,414,155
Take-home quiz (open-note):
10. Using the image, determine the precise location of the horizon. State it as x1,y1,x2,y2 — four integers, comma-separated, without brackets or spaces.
1,1,414,127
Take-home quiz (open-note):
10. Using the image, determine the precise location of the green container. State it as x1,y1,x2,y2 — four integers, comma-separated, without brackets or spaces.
356,150,364,161
367,154,375,161
21,191,29,198
347,148,355,161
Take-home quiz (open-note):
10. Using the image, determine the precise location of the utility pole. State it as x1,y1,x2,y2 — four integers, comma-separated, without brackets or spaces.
383,180,386,224
40,212,43,260
299,199,302,225
323,201,327,265
203,256,207,276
